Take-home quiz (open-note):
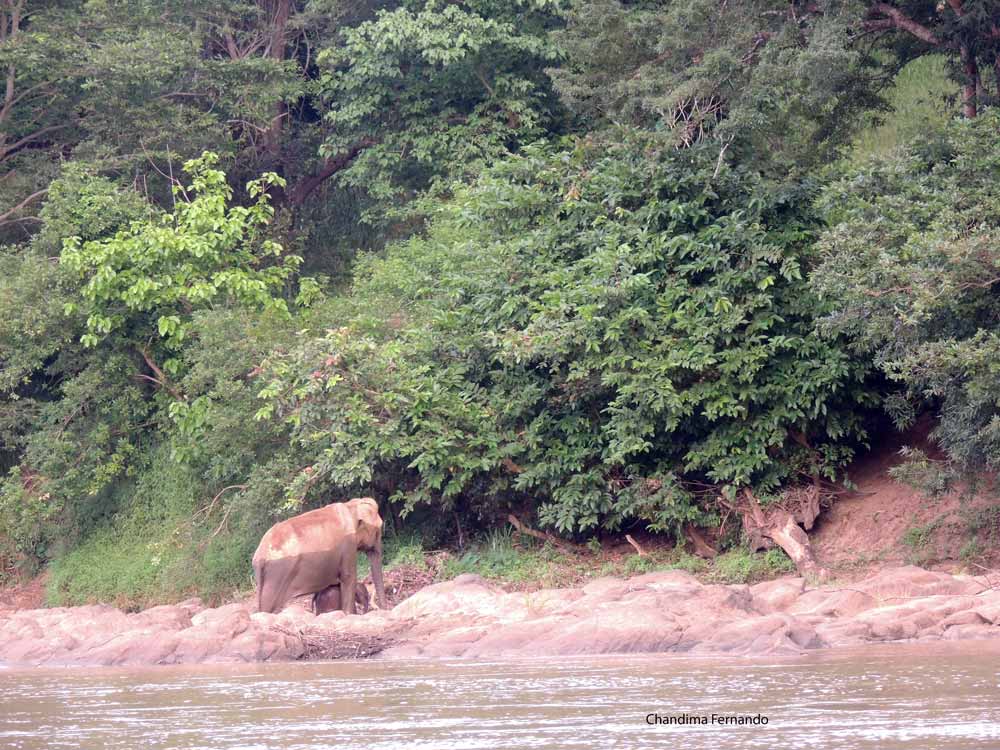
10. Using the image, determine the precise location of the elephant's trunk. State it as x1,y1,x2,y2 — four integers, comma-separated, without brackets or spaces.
367,542,388,610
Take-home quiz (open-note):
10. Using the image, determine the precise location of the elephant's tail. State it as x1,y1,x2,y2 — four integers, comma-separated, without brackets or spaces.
253,559,266,613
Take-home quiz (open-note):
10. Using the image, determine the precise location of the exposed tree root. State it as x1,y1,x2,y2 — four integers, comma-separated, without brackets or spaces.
733,487,829,579
685,524,718,558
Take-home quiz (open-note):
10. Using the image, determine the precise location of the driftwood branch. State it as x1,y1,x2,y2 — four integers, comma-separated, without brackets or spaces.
625,534,647,557
507,514,574,550
719,488,828,579
738,489,828,579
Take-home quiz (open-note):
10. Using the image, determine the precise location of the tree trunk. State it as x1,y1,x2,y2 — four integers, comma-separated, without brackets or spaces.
264,0,290,154
287,138,377,206
961,43,978,118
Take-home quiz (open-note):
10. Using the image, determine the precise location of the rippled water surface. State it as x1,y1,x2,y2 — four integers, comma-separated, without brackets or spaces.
3,641,1000,749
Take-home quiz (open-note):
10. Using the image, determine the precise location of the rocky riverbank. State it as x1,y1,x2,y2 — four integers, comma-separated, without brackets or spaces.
2,565,1000,667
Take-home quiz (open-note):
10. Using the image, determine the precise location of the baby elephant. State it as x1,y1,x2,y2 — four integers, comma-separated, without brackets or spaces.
313,583,371,615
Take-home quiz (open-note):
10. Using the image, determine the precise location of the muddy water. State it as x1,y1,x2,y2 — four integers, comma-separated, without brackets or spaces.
2,641,1000,750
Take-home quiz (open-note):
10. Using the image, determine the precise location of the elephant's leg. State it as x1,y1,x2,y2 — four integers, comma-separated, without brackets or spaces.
340,551,358,615
313,585,342,615
258,556,302,614
356,584,370,614
366,543,387,610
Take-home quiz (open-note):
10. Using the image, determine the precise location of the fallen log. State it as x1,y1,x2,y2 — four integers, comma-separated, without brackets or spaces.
507,514,575,550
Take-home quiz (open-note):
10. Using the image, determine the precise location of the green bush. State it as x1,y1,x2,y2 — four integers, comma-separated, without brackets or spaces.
710,547,795,584
259,132,871,536
0,159,313,577
815,109,1000,477
45,448,199,607
440,528,551,582
850,55,956,163
668,549,709,576
900,521,941,567
44,443,265,608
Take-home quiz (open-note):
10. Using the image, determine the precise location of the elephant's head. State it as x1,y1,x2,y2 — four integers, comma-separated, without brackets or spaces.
347,497,388,609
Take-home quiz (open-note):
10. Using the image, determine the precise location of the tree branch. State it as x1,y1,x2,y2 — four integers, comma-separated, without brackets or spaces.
0,186,46,226
0,80,52,127
288,138,377,206
0,124,70,162
137,346,184,400
865,3,940,46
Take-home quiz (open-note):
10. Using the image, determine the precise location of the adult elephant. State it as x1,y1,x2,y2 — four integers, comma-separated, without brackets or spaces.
252,497,388,614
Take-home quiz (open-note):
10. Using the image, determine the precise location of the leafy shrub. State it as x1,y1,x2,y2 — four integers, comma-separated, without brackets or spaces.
900,520,941,567
621,553,658,575
815,110,1000,476
850,55,955,163
440,528,549,582
668,548,709,576
961,503,1000,554
710,547,795,584
259,131,871,535
44,441,271,607
45,447,200,607
0,159,314,578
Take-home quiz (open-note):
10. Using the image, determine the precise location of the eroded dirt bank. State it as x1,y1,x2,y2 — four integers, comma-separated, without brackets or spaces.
2,565,1000,667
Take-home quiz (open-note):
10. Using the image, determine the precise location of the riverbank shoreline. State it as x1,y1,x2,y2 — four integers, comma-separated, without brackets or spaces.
2,565,999,668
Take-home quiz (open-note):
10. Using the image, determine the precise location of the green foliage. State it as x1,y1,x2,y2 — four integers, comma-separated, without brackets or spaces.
45,446,200,608
60,153,303,352
0,352,154,563
959,537,983,564
7,0,994,604
668,548,709,576
383,531,430,570
44,441,269,607
440,528,553,582
887,447,956,499
901,521,938,550
0,158,308,574
959,503,1000,563
259,132,871,534
900,519,941,566
620,553,658,576
709,546,795,584
0,1,305,242
814,109,1000,474
315,0,561,221
850,55,957,163
549,0,884,174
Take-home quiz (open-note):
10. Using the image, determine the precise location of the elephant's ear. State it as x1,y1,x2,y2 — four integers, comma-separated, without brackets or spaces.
349,497,383,537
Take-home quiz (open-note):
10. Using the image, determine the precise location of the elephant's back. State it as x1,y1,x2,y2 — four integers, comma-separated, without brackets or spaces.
253,504,353,563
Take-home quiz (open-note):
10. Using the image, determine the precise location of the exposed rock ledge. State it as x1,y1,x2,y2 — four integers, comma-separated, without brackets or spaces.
3,565,1000,667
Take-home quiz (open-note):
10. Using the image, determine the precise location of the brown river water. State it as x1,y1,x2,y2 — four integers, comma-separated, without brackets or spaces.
2,641,1000,749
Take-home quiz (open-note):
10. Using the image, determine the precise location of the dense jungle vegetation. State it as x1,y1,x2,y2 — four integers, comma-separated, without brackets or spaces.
1,0,999,604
